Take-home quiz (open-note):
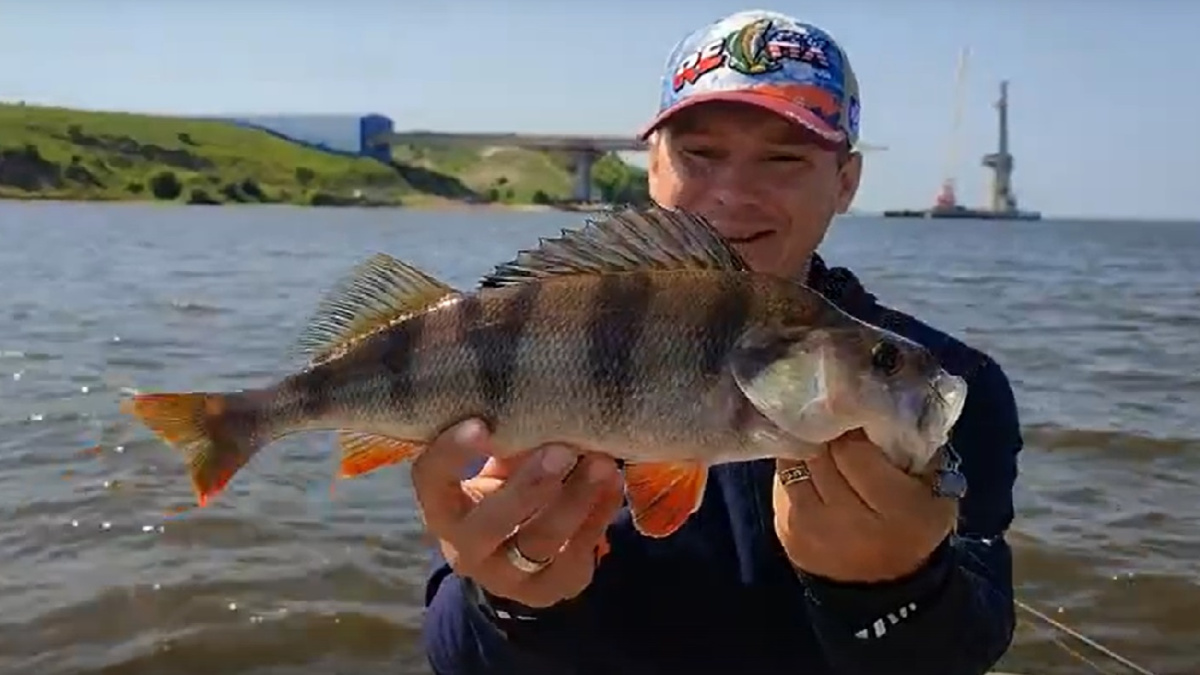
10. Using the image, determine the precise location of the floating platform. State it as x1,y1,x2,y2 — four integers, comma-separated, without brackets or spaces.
882,206,1042,221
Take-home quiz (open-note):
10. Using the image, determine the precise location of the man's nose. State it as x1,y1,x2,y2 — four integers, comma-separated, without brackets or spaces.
703,163,761,206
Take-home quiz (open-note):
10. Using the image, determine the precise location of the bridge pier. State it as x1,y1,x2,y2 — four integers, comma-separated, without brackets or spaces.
569,149,602,203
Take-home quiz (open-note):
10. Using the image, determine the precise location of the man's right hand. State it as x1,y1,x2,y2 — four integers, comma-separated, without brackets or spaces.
412,418,625,609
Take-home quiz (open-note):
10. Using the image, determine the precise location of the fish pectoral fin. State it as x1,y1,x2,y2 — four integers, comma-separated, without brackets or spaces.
478,205,749,288
337,431,426,478
622,459,708,538
295,253,458,366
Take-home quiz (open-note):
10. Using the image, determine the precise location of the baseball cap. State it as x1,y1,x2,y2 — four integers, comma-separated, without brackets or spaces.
640,9,861,148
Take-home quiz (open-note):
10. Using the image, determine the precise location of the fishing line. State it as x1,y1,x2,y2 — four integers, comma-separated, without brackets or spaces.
1015,598,1158,675
1049,632,1118,675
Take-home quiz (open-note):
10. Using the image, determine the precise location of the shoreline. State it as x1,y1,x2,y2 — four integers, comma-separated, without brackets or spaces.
0,191,608,213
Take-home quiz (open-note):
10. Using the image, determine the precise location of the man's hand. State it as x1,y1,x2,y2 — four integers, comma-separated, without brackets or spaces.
411,419,624,608
773,429,956,583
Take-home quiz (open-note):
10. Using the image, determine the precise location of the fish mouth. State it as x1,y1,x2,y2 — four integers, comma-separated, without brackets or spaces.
920,373,968,442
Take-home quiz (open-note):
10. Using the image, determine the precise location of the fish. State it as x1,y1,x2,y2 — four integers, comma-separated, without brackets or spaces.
120,204,968,540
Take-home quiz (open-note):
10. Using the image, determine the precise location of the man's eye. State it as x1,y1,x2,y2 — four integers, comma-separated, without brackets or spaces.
683,148,719,159
767,155,808,164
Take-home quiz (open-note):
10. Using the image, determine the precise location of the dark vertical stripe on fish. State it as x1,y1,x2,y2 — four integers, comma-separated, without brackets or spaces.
297,363,333,418
380,310,426,419
587,272,654,429
459,282,541,421
701,275,753,376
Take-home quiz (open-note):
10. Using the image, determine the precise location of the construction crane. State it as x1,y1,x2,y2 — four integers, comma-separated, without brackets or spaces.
933,46,970,209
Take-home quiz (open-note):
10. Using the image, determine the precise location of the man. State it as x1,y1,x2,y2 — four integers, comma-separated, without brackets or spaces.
416,9,1021,675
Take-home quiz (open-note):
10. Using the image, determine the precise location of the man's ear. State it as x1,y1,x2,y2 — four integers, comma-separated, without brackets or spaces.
835,151,863,214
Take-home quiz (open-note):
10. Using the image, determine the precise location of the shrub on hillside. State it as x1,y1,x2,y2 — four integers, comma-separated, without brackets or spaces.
149,171,182,200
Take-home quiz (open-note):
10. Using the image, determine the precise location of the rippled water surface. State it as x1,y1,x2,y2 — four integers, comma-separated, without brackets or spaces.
1,201,1196,674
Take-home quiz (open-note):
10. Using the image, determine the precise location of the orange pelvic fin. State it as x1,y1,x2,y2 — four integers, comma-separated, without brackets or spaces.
622,460,708,538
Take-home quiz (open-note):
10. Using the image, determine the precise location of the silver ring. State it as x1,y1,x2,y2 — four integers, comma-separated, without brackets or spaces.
778,463,812,486
505,539,552,574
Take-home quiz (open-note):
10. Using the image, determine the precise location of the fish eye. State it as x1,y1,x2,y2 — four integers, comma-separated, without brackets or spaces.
870,341,902,376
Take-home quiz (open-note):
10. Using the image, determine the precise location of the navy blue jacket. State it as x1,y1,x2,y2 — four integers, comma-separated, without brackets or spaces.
421,255,1021,675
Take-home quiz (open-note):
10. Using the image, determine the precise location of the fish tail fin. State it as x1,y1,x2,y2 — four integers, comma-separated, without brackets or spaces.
120,390,271,506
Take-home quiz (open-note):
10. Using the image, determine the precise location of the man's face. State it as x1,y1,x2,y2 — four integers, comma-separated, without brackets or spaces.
647,101,862,278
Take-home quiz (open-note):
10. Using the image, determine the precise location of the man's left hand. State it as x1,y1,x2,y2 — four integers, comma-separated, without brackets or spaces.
773,429,957,583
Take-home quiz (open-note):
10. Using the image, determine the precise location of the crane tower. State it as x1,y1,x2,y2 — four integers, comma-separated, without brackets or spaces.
981,81,1017,213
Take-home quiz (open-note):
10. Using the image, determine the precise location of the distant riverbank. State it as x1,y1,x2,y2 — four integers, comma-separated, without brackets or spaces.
0,103,649,210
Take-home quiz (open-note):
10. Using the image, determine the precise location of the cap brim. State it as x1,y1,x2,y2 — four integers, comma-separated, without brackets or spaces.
638,90,846,145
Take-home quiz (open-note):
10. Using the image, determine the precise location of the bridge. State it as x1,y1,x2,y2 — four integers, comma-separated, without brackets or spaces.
380,131,646,203
376,131,887,203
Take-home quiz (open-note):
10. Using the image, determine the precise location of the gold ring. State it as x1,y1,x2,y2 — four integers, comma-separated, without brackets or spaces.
778,463,812,486
505,539,551,574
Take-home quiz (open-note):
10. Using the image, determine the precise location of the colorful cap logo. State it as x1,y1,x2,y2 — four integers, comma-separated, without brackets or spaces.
641,10,861,147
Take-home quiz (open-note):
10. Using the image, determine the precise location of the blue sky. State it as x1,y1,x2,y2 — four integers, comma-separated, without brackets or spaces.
1,1,1195,220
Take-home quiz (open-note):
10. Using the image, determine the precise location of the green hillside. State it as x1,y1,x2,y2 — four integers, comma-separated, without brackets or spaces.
390,144,650,207
0,103,649,208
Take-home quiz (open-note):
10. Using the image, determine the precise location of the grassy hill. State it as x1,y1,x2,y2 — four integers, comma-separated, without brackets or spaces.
390,144,649,207
0,103,649,208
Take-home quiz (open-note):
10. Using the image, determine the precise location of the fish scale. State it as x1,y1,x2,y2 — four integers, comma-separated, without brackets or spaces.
120,205,969,541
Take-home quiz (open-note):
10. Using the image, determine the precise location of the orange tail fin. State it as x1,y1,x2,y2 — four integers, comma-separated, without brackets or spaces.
120,391,268,506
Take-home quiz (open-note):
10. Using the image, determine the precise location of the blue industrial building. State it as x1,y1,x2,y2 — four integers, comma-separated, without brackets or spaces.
219,113,396,162
357,114,394,162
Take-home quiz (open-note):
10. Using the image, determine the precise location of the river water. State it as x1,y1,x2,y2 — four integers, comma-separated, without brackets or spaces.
0,200,1196,675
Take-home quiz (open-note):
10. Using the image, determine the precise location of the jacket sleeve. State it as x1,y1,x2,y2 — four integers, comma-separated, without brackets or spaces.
419,450,604,675
797,355,1021,675
422,558,581,675
423,546,645,675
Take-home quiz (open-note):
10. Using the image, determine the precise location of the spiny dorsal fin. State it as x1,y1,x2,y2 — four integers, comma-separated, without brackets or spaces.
480,204,749,288
296,252,458,365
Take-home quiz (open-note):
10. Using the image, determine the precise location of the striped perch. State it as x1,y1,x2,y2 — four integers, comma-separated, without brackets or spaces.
120,205,967,539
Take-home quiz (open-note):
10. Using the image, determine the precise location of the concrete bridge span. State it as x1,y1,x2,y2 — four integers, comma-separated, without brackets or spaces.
380,131,648,202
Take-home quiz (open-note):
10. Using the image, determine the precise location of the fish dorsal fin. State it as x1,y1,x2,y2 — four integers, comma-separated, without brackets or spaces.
480,204,749,288
296,253,458,365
